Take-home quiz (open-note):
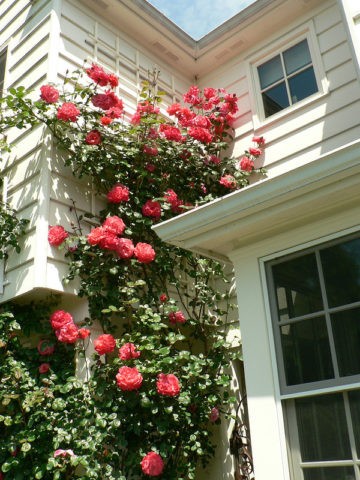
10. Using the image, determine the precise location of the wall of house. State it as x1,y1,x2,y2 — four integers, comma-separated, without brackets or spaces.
0,0,193,303
200,0,360,179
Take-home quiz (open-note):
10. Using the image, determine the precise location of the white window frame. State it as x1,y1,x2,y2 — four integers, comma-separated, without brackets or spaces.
247,22,329,128
260,226,360,480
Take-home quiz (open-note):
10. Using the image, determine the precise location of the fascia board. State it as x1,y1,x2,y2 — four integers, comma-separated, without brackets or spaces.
153,140,360,260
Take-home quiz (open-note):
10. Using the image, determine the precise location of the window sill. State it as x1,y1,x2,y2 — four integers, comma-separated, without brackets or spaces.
253,87,330,131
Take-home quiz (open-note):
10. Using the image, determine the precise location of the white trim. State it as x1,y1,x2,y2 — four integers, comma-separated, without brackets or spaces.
247,20,329,127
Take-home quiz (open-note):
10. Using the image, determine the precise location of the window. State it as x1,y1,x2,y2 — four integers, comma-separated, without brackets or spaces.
0,48,8,97
257,39,318,118
267,234,360,480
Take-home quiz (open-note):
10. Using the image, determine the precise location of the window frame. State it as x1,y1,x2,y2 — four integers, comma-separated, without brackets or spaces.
263,230,360,480
248,23,328,126
0,47,8,98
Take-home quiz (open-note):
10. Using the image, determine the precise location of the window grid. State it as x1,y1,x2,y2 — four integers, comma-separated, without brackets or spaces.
260,53,312,104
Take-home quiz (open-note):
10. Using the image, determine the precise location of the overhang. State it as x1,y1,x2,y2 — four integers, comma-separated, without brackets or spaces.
153,141,360,262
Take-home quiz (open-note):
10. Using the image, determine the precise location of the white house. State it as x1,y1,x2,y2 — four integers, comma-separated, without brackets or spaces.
1,0,360,479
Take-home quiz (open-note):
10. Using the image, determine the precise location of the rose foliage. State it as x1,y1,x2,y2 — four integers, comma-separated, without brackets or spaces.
0,64,265,479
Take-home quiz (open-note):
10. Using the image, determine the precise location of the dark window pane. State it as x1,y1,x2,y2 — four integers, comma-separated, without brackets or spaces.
284,39,312,75
281,317,333,385
295,393,351,461
262,82,289,117
321,237,360,308
272,253,323,320
258,54,283,89
348,390,360,458
288,67,318,104
303,467,355,480
332,307,360,377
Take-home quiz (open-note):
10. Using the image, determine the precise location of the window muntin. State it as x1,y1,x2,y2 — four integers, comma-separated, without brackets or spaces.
257,39,318,118
268,233,360,480
269,235,360,392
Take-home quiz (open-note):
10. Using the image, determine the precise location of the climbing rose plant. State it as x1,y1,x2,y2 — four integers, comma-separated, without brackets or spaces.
0,64,265,479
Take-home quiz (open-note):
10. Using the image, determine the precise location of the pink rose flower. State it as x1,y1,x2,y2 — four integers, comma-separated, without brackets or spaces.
103,216,126,235
142,200,162,220
118,343,141,360
87,226,106,246
94,334,116,355
239,156,254,172
54,448,75,458
168,311,186,325
116,366,143,391
37,339,55,356
116,238,134,259
134,242,156,264
219,175,237,189
86,63,111,86
40,85,59,103
107,73,119,88
91,91,122,111
159,124,183,142
188,126,213,143
48,225,68,247
209,407,220,422
78,328,90,339
252,135,265,145
156,373,181,397
56,323,79,344
50,310,74,330
107,184,130,203
101,116,112,126
85,130,102,145
39,363,50,374
249,147,262,157
183,85,201,105
98,232,119,251
57,102,80,122
141,451,164,477
143,145,159,156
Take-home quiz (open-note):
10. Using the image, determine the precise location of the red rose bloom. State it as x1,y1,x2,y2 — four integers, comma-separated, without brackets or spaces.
39,363,50,374
99,232,119,251
57,102,80,122
252,135,265,145
107,184,130,203
56,322,79,344
106,105,124,118
249,147,262,157
219,175,237,189
191,115,211,129
78,328,91,339
141,451,164,477
48,225,68,247
88,227,106,246
142,200,161,220
103,216,126,235
40,85,59,103
107,73,119,88
116,366,143,391
168,311,186,325
86,63,111,86
183,85,201,105
101,116,112,126
209,407,220,422
159,124,183,142
134,242,156,264
159,294,168,303
50,310,74,330
146,163,156,172
156,373,181,397
94,334,116,355
119,343,141,360
85,130,102,145
91,91,122,110
239,156,254,172
116,238,134,259
143,145,158,156
167,102,182,116
37,339,55,356
188,126,213,143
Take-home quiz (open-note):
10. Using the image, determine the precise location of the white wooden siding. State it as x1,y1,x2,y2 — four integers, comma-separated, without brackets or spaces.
201,0,360,179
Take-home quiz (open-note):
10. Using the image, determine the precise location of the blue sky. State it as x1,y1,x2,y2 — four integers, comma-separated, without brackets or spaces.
148,0,257,39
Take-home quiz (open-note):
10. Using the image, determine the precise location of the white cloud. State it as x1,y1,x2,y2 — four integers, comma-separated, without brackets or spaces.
148,0,256,39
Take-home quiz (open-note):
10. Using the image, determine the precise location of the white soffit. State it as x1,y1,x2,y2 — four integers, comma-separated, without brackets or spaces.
153,141,360,262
